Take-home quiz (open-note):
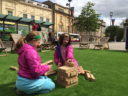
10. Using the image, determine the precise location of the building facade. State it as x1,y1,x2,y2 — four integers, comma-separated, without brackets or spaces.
74,19,106,37
43,0,74,33
0,0,52,23
0,0,53,35
0,0,74,34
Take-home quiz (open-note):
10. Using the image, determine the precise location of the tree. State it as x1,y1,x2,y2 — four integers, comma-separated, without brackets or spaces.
74,2,100,35
105,26,124,42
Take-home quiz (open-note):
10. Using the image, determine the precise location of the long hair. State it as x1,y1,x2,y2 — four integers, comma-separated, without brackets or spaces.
15,32,39,51
59,33,71,47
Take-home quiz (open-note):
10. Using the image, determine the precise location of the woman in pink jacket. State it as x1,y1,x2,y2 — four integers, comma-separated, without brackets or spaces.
15,32,55,94
54,33,79,67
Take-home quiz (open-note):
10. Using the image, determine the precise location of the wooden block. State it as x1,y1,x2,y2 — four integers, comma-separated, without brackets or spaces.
57,79,78,88
90,73,96,81
84,72,96,81
78,66,85,75
65,83,78,88
57,66,78,78
65,61,75,67
57,78,70,85
71,77,78,84
58,66,77,73
57,80,67,87
57,75,65,80
43,60,53,65
70,71,78,77
44,69,56,76
58,70,78,78
57,76,78,85
10,66,18,71
0,54,8,56
66,79,71,85
84,70,91,73
41,50,50,53
42,60,53,65
85,72,91,80
57,71,69,77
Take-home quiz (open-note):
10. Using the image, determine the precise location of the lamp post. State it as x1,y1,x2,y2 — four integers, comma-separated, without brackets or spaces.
110,12,113,26
66,0,72,33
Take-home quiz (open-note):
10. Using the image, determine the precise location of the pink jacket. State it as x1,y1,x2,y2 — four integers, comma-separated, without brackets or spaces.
54,45,79,67
17,44,49,79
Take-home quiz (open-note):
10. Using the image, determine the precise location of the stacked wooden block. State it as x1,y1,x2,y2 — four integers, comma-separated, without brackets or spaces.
57,66,78,88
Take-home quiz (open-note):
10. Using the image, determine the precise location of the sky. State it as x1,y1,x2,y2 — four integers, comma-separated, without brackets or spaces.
37,0,128,26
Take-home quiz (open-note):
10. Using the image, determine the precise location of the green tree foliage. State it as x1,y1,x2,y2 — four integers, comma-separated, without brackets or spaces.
74,2,100,34
105,26,124,42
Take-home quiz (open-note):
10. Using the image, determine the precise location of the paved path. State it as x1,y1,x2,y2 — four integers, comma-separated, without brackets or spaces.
1,42,126,52
72,42,126,51
108,42,125,51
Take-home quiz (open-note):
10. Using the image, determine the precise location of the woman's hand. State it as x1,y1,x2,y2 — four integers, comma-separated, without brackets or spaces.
78,66,85,74
67,59,72,62
48,65,52,70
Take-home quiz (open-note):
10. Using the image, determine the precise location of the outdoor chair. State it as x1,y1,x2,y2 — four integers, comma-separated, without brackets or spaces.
10,34,22,52
79,36,90,49
0,38,7,55
94,37,109,49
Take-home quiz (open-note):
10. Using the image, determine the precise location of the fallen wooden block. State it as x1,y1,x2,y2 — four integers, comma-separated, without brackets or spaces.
89,73,96,81
78,66,85,75
84,70,91,73
85,72,96,81
10,66,18,71
42,50,50,53
85,72,92,80
42,60,53,65
0,54,8,56
44,69,57,76
77,66,91,75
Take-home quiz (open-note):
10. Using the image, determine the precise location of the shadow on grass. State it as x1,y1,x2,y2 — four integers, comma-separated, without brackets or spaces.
0,75,63,96
0,82,18,96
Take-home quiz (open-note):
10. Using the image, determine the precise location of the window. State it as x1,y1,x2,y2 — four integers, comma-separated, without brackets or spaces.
48,5,52,8
46,18,49,22
23,14,27,18
8,11,13,16
40,17,44,21
31,15,35,20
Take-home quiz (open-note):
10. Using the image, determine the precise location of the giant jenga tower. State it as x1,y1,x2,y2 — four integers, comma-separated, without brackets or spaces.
57,65,78,88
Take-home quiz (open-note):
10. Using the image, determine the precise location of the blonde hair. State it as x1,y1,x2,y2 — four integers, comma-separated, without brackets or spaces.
15,32,40,51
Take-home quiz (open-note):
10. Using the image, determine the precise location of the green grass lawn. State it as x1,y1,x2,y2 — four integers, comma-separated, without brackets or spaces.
0,49,128,96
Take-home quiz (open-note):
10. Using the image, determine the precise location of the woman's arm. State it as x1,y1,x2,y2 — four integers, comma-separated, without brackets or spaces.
67,45,74,59
54,49,59,65
66,45,79,67
26,50,50,77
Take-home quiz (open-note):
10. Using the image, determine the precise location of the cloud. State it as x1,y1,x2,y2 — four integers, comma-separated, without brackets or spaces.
92,0,128,18
37,0,128,26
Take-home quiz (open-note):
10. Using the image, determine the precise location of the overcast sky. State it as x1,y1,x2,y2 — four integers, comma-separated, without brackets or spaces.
37,0,128,26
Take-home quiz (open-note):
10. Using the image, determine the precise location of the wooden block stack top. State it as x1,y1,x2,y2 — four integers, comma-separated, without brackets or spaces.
57,66,78,88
